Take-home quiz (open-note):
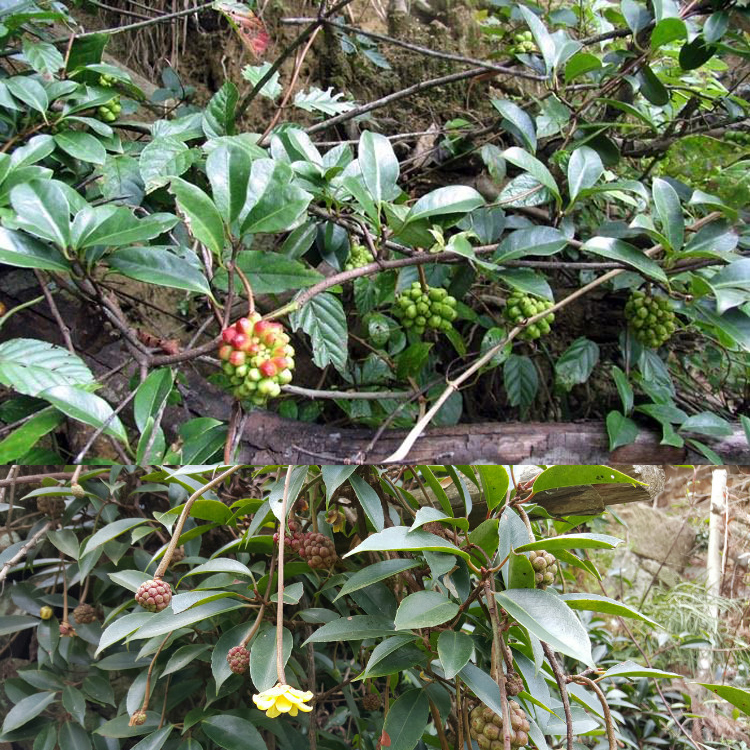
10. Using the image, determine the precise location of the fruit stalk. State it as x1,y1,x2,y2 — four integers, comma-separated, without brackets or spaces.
276,465,294,683
154,465,243,579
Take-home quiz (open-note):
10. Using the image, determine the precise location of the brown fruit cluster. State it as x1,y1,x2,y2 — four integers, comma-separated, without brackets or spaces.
276,522,337,569
528,550,558,588
37,497,65,519
423,521,451,539
135,578,172,612
362,692,381,710
73,604,97,624
506,672,524,696
171,546,186,565
470,702,531,749
227,645,250,674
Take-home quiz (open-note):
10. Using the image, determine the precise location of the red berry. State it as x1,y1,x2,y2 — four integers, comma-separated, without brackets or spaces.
236,317,254,335
229,350,246,367
219,344,233,360
272,356,290,371
259,360,277,378
222,328,237,344
227,645,250,674
253,319,272,336
232,333,249,351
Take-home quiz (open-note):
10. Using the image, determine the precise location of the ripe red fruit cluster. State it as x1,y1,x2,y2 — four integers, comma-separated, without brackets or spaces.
275,521,337,569
135,578,172,612
227,645,250,674
218,313,295,405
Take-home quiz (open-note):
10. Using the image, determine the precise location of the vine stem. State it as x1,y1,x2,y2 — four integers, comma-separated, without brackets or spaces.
483,580,511,750
542,643,574,750
276,465,294,684
154,465,242,579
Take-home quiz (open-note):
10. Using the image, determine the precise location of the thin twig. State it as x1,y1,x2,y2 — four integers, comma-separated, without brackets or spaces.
542,643,574,750
276,465,294,684
0,522,53,585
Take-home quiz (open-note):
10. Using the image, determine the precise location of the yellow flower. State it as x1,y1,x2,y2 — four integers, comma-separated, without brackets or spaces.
252,683,314,718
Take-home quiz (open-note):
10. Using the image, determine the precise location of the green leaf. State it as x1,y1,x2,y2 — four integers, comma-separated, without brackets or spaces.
140,137,194,193
638,65,669,106
294,86,354,115
134,368,173,434
394,590,459,630
0,339,95,397
518,5,556,75
130,726,173,750
2,692,58,733
381,689,430,750
559,593,659,626
6,76,48,113
555,338,599,390
10,179,70,249
59,721,91,750
96,155,144,206
600,660,680,680
321,466,356,501
303,615,396,644
291,293,348,374
0,615,39,637
477,466,509,511
54,131,106,165
201,716,265,750
38,384,127,443
707,259,750,314
343,525,470,561
533,465,644,492
515,533,623,552
680,411,734,438
349,472,385,531
496,589,594,666
334,559,421,601
206,142,252,225
564,52,602,82
652,178,684,251
502,147,560,201
437,630,473,679
362,634,422,678
249,626,293,692
84,518,150,558
650,17,686,48
241,62,282,99
607,410,639,451
170,177,225,256
239,159,311,235
405,185,484,224
567,146,603,203
71,206,176,249
492,99,536,153
0,409,64,464
62,686,86,726
359,130,399,203
213,250,322,295
504,354,538,408
612,366,633,414
583,237,667,281
459,662,505,716
0,227,70,272
23,40,65,74
109,246,212,296
698,684,750,716
679,36,716,70
202,81,238,138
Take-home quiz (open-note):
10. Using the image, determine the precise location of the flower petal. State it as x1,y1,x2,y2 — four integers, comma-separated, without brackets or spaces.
289,705,298,717
275,696,294,713
254,696,276,710
266,704,280,718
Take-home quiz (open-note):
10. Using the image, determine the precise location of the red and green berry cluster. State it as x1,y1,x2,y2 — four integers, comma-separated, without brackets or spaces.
503,292,554,341
218,313,295,405
393,281,457,336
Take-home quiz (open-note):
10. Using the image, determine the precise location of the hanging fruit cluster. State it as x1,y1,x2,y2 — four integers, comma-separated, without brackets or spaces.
73,604,97,624
275,520,338,569
227,645,250,674
37,497,65,519
624,290,676,348
345,243,374,270
134,578,172,612
218,313,295,405
470,702,531,749
97,73,121,122
392,282,457,336
528,550,558,588
503,293,554,341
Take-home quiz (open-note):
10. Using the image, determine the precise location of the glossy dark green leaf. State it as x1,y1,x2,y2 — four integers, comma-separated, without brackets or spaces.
650,17,686,48
502,147,560,201
109,246,212,297
54,131,106,165
213,250,322,295
492,99,536,152
504,354,538,408
583,237,666,281
559,593,658,625
652,178,684,251
555,338,599,390
249,626,293,692
2,691,58,733
0,227,70,271
291,293,348,374
58,721,92,750
638,65,669,106
10,180,70,248
437,630,473,679
202,81,238,138
698,684,750,715
567,146,603,202
335,559,421,601
564,52,601,81
130,726,173,750
394,590,459,630
0,409,64,464
533,465,644,492
303,615,396,644
381,689,430,750
170,178,225,256
201,716,265,750
359,130,399,202
38,385,127,443
477,465,509,511
344,525,470,561
6,75,48,112
206,142,252,225
133,368,173,434
405,185,484,224
362,634,422,678
349,472,385,531
679,36,716,70
496,588,594,666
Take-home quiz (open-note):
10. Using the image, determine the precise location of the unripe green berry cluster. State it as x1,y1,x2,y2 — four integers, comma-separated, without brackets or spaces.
624,290,676,348
393,282,457,336
218,313,295,405
511,30,537,54
528,550,558,588
470,703,531,749
503,293,554,341
345,243,374,270
97,74,121,122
